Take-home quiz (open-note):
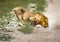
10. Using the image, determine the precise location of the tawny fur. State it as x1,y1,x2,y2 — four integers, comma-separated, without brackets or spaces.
12,7,48,28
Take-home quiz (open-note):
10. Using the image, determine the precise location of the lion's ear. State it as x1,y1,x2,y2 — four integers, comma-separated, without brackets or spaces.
20,9,25,13
13,9,17,14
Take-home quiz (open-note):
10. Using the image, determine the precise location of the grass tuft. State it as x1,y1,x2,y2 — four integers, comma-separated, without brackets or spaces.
18,21,34,34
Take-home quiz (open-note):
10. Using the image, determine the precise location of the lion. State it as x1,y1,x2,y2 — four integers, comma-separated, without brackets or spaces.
12,7,48,28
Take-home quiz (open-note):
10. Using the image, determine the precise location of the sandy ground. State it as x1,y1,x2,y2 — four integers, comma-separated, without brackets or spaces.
0,0,60,42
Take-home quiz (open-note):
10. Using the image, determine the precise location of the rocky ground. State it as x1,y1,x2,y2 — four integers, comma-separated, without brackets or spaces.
0,0,60,42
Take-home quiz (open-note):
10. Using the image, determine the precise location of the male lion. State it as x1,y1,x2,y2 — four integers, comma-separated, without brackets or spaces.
12,7,48,28
30,13,48,28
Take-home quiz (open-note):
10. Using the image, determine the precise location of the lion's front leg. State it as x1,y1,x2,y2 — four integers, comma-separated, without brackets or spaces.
17,15,24,27
18,22,24,27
